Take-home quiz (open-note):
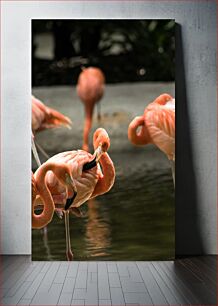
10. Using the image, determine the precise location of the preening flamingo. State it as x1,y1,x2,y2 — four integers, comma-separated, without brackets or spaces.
32,165,76,229
32,95,72,164
77,67,105,152
32,95,72,133
128,93,175,185
32,128,115,260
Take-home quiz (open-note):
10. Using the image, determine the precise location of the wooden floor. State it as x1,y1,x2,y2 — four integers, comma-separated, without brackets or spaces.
0,256,216,305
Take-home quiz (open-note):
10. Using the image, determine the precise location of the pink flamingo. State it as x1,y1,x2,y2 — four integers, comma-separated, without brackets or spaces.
32,128,115,260
32,95,72,163
77,67,105,152
32,95,72,133
128,93,175,185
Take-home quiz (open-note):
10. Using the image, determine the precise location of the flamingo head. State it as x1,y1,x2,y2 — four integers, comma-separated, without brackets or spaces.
93,128,110,153
82,128,110,172
153,93,173,105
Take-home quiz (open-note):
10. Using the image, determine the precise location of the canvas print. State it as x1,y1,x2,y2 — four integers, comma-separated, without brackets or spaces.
32,20,175,261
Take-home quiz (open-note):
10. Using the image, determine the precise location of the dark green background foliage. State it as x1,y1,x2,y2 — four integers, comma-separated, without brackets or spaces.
32,20,175,86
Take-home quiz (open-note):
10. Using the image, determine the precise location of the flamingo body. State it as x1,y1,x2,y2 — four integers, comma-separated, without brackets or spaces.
77,67,105,105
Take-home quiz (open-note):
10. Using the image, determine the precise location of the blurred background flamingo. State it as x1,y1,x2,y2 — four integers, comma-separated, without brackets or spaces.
77,67,105,152
32,128,115,260
128,93,175,185
32,95,72,165
32,95,72,133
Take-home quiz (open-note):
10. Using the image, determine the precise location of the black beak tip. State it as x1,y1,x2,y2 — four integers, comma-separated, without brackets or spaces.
83,157,97,171
64,193,77,211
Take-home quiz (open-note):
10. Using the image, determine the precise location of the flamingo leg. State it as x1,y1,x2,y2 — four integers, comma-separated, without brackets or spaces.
97,102,101,123
41,226,52,261
35,141,50,160
170,160,175,188
63,176,78,260
31,135,42,167
64,210,73,261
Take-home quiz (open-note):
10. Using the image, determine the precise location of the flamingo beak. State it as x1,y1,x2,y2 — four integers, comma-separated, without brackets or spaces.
64,192,77,211
82,145,103,171
82,156,97,171
64,174,77,211
95,146,103,163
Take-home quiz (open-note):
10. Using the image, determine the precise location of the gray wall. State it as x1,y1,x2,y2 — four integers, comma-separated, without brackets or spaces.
1,1,217,255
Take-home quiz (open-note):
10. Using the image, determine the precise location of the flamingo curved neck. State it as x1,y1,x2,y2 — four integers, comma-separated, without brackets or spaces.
91,153,115,198
128,116,150,146
32,163,56,229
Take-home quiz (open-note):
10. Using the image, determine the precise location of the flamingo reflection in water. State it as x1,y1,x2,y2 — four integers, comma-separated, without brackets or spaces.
85,198,111,258
128,93,175,185
32,128,115,260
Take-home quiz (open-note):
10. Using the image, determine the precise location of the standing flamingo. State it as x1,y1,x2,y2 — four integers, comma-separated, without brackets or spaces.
32,128,115,260
128,93,175,185
77,67,105,151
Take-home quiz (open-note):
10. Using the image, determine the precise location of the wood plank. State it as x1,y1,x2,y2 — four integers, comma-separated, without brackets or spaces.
31,283,63,305
108,272,121,288
2,281,31,305
4,262,39,297
36,262,60,293
2,257,28,285
99,299,112,305
1,256,16,272
127,263,143,282
120,278,147,293
188,257,217,285
172,260,216,305
107,262,117,273
200,255,216,266
58,292,72,305
137,263,168,305
17,298,32,305
88,262,97,273
110,287,125,305
147,263,180,305
85,282,98,305
67,262,79,278
161,262,211,305
154,262,191,304
124,292,153,305
23,270,49,300
2,261,34,290
75,269,87,289
117,263,129,277
73,288,86,300
98,262,110,300
71,299,85,305
62,277,76,293
54,264,69,284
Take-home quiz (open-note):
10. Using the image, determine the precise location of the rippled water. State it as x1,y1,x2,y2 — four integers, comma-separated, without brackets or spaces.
32,150,174,261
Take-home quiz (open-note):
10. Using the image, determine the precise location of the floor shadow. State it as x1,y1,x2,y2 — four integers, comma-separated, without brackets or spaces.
175,24,205,256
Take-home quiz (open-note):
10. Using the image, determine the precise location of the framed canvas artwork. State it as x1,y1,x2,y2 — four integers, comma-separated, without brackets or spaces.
31,19,175,261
